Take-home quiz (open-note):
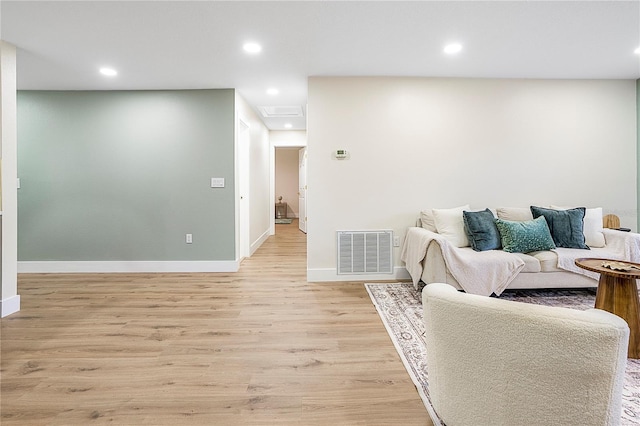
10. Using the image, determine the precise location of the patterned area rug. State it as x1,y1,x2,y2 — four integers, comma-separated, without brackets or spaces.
365,282,640,426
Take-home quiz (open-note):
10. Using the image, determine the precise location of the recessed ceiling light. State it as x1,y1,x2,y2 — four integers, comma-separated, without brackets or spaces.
243,42,262,54
443,43,463,55
635,47,640,55
284,123,293,129
99,67,118,77
267,88,279,95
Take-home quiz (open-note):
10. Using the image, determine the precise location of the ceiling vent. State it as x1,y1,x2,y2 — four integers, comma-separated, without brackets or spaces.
257,105,304,118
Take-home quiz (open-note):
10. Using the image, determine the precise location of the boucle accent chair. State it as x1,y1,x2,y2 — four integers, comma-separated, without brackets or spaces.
422,283,629,426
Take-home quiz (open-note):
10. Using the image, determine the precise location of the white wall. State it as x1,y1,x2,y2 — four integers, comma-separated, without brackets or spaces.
307,77,637,281
275,148,300,217
271,130,307,147
0,42,19,317
235,94,271,255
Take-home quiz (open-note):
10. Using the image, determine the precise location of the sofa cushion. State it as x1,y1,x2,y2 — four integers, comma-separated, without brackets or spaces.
550,205,605,248
512,252,542,273
529,250,561,272
496,207,534,222
432,205,470,248
531,206,589,250
463,209,501,251
495,217,557,253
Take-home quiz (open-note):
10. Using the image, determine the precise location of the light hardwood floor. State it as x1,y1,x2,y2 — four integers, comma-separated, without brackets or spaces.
1,220,432,425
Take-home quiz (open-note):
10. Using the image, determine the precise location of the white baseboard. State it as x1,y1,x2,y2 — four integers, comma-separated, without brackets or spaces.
307,266,411,282
18,261,240,274
250,228,271,256
1,295,20,317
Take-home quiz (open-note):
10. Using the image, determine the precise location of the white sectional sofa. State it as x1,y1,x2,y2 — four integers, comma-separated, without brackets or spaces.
401,205,640,296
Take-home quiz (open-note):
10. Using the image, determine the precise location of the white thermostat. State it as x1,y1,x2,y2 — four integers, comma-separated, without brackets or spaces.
335,149,348,159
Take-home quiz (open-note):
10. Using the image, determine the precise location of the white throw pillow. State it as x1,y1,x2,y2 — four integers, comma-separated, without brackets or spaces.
420,210,437,232
550,205,605,248
496,207,533,222
432,205,470,248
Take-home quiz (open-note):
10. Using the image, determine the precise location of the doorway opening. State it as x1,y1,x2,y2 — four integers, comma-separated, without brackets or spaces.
274,146,306,234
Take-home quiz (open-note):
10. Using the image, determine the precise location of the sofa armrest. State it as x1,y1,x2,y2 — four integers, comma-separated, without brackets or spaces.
603,229,640,265
403,226,451,247
401,227,453,289
603,228,640,246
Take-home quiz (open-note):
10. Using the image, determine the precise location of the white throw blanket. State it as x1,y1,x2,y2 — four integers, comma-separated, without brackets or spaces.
554,229,640,280
401,227,525,296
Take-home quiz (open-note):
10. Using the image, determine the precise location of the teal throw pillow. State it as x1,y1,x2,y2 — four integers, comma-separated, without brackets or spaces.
495,217,557,253
463,209,501,252
530,206,589,250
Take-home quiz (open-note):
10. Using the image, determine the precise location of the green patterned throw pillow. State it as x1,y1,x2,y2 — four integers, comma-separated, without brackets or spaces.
495,216,556,253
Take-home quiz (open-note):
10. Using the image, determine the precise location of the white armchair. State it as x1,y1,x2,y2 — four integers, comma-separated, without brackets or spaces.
422,283,629,426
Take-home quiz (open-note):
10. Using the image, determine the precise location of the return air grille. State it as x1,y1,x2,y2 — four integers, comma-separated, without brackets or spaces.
337,230,393,275
257,105,304,118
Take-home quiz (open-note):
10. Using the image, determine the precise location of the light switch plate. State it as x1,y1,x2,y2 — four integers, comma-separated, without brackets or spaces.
211,178,225,188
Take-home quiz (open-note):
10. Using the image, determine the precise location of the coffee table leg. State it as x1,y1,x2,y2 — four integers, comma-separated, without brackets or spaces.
595,275,640,358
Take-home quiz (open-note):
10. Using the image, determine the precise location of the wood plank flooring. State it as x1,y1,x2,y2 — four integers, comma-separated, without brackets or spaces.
1,220,432,425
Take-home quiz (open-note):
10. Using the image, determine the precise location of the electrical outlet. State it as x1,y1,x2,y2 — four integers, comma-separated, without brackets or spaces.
186,234,193,244
393,236,400,247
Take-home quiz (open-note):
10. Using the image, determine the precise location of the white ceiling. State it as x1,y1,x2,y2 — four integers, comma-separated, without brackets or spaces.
2,1,640,130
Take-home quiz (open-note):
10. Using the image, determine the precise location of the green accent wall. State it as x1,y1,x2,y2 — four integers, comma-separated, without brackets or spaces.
17,89,236,261
638,79,640,232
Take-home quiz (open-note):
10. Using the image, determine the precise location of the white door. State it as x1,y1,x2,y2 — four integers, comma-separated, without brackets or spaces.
298,147,307,233
239,119,251,259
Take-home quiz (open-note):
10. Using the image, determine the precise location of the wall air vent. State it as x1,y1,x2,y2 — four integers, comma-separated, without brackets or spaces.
257,105,304,118
337,230,393,275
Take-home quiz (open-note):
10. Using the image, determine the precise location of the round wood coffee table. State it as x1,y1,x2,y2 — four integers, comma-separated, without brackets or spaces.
575,257,640,358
